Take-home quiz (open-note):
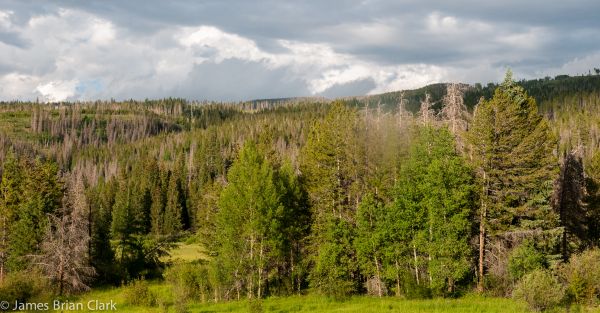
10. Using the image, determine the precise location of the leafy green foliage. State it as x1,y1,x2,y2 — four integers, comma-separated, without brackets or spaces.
0,270,50,305
390,126,475,296
0,73,599,310
513,269,564,312
124,278,157,307
213,140,295,299
508,241,547,281
301,102,363,297
559,248,600,305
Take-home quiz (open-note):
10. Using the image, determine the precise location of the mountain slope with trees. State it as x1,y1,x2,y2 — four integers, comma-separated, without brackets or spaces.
1,72,600,312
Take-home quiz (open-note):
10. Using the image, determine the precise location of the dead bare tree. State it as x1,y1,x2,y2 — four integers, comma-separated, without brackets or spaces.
35,174,95,295
418,93,436,125
396,92,412,128
441,83,471,152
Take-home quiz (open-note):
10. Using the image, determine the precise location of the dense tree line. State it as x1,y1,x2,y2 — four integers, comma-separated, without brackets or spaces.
0,72,600,312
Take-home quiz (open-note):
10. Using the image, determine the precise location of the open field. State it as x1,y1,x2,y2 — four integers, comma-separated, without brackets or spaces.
70,284,536,313
162,242,207,263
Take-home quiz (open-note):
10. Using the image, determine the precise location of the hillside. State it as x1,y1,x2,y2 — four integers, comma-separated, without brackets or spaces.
1,73,600,312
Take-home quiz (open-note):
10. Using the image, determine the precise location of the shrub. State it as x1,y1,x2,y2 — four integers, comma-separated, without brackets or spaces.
123,279,157,307
508,241,547,281
248,299,264,313
513,269,564,312
559,248,600,305
0,270,50,304
164,261,212,312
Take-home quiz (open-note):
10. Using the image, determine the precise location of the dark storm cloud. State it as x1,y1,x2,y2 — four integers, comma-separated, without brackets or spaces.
0,0,598,101
42,0,600,65
0,30,30,48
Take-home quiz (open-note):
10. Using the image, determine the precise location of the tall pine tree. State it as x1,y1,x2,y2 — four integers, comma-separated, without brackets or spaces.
300,101,364,296
467,71,558,292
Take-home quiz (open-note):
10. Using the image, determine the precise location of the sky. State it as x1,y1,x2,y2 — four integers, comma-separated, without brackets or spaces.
0,0,599,102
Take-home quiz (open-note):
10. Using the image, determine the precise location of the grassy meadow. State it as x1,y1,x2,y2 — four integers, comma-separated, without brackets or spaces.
72,286,535,313
45,243,528,313
49,243,579,313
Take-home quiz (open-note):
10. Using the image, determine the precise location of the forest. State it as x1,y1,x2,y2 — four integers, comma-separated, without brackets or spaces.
1,71,600,312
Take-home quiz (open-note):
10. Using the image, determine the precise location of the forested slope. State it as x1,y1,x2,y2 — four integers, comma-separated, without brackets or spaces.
0,72,600,312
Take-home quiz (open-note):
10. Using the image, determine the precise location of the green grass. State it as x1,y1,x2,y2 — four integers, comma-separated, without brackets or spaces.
50,242,599,313
162,242,207,263
65,283,537,313
186,295,532,313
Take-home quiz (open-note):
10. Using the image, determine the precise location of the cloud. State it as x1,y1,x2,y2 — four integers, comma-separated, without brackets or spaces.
36,80,78,102
318,78,377,98
0,1,599,101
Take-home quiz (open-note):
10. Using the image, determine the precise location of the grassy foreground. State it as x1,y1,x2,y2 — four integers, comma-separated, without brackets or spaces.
186,295,531,313
55,243,512,312
66,283,534,313
54,244,596,313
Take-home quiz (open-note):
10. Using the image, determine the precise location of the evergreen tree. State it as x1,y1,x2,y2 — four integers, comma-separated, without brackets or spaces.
300,101,363,296
355,194,387,297
150,182,165,236
467,71,559,292
276,160,310,293
0,151,22,283
554,151,588,258
164,172,183,235
111,173,145,279
585,151,600,246
8,159,63,271
88,179,116,284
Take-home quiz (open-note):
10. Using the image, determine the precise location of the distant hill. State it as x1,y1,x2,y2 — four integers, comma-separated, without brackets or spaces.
341,74,600,113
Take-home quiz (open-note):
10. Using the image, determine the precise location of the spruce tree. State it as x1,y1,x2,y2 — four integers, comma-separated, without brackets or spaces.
276,160,310,293
554,151,588,258
8,159,63,271
88,179,116,284
164,173,183,235
0,151,22,283
111,173,145,279
585,151,600,246
300,101,363,296
355,194,387,296
467,71,558,292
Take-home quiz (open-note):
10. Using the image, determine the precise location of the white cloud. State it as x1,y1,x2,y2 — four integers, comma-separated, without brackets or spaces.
36,80,78,102
178,26,267,63
0,73,40,100
0,5,598,102
0,10,14,29
543,52,600,77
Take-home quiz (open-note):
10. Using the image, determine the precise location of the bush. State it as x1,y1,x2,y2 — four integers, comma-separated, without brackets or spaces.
513,269,564,312
559,248,600,305
165,262,212,302
123,279,157,307
508,241,547,281
164,261,212,312
0,270,50,305
398,272,432,299
248,299,264,313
